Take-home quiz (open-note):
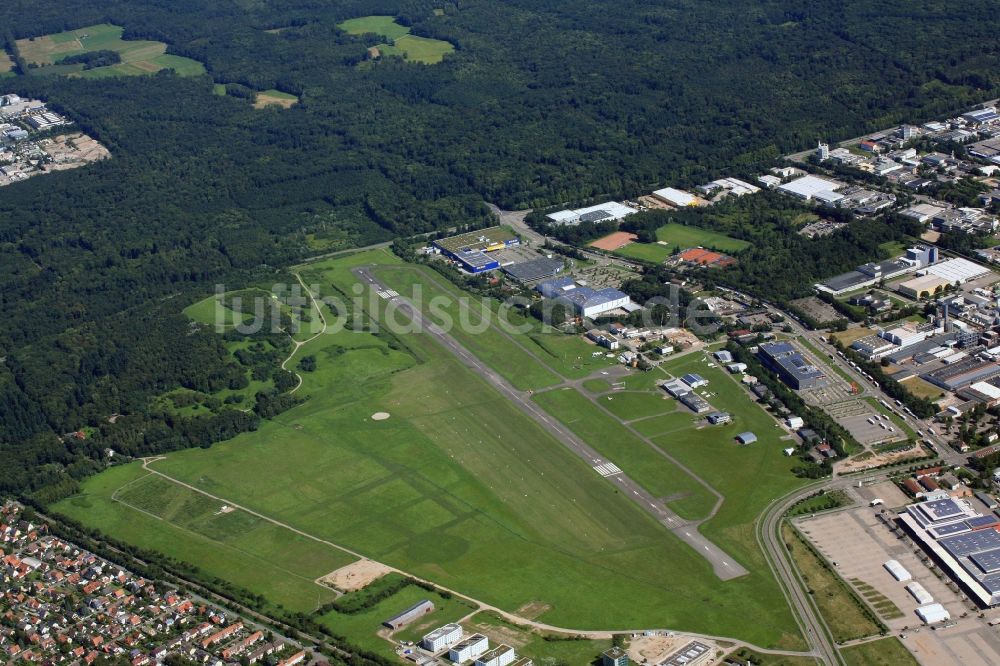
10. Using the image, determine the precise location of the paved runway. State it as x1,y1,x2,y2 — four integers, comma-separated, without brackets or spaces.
354,266,748,580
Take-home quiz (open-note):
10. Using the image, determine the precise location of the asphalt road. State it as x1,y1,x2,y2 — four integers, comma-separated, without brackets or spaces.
353,265,749,581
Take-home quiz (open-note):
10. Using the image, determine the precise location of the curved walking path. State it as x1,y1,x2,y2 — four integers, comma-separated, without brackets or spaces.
280,272,329,394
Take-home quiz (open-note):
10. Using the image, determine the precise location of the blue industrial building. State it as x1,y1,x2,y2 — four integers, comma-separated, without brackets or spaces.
757,341,826,389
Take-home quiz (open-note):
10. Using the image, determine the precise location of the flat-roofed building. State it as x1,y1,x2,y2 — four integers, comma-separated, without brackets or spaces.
899,497,1000,606
777,174,845,201
601,647,629,666
757,341,826,389
474,644,516,666
899,274,951,299
652,187,698,207
545,202,637,225
449,634,489,663
422,624,463,652
383,600,434,630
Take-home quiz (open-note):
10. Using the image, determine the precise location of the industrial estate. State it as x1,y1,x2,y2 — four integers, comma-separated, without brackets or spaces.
0,93,108,185
11,39,1000,666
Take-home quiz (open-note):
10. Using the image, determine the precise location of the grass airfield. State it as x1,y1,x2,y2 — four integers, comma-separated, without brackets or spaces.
55,249,807,649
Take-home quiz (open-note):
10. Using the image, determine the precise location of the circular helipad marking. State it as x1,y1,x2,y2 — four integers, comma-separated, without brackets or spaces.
371,412,391,421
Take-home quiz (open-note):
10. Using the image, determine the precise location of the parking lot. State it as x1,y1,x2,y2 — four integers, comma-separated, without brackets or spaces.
797,500,1000,666
822,399,903,446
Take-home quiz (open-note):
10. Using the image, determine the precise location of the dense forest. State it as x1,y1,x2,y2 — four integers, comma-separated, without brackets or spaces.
2,0,1000,498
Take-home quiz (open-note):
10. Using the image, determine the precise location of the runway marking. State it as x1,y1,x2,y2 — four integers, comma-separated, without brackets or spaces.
594,462,623,477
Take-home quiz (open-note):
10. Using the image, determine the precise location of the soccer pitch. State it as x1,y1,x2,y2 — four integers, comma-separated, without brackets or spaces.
54,249,805,648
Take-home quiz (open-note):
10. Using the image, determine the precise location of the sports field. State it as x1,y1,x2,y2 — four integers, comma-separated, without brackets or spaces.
338,15,453,64
15,24,204,78
254,89,299,109
654,223,750,252
55,249,805,648
613,241,672,264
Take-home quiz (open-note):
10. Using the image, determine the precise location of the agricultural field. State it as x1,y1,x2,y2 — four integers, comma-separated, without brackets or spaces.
338,15,453,64
654,223,751,252
15,24,204,78
55,249,806,648
254,89,299,109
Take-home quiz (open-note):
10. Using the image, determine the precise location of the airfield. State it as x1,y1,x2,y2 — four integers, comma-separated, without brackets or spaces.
55,248,813,655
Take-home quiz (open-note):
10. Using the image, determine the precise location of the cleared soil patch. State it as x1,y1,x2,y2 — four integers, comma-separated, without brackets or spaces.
319,559,392,592
590,231,638,251
254,89,299,109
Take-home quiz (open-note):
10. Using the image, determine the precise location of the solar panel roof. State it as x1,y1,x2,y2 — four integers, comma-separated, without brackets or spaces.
941,529,1000,558
929,522,970,538
578,210,611,223
967,515,1000,529
971,548,1000,574
982,574,1000,593
924,498,965,521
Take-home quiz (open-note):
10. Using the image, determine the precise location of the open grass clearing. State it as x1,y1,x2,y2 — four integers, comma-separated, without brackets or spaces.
782,523,882,643
598,391,677,421
16,24,204,77
900,376,945,401
54,464,351,612
338,15,453,64
0,50,14,76
840,637,917,666
829,327,875,346
655,223,750,252
338,16,412,40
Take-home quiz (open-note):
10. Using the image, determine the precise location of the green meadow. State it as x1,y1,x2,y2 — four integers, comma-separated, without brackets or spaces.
338,15,454,64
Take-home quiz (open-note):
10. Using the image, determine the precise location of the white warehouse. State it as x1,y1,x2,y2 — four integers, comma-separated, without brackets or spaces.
652,187,699,207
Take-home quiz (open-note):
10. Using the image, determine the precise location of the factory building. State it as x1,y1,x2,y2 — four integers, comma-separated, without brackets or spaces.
545,201,638,225
536,277,633,319
776,174,845,201
757,341,826,389
899,497,1000,607
652,187,699,207
421,624,463,652
434,227,519,273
